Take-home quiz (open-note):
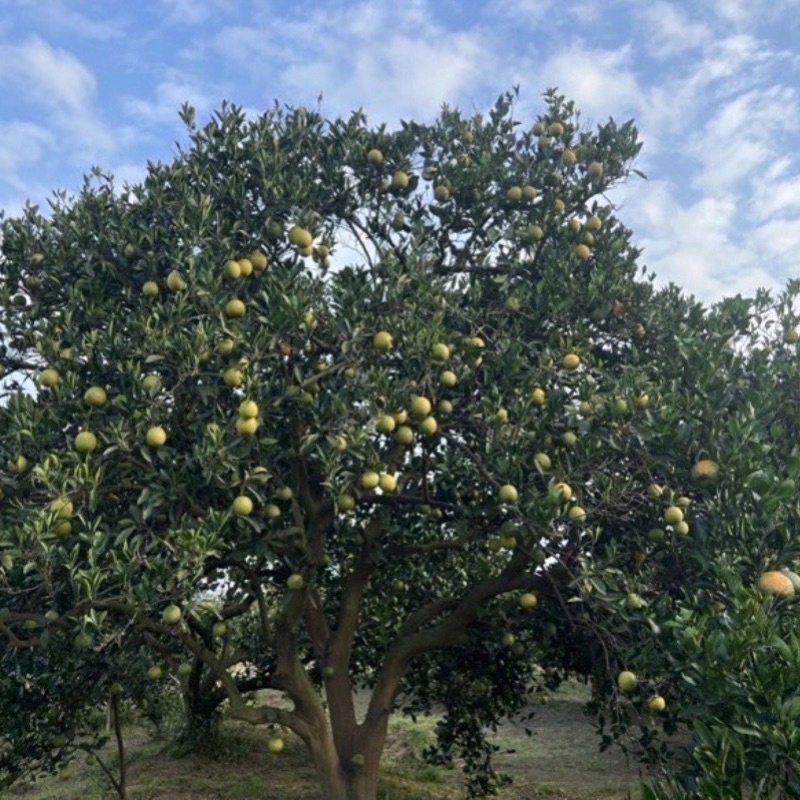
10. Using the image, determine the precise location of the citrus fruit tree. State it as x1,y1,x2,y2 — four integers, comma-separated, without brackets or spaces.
2,89,800,799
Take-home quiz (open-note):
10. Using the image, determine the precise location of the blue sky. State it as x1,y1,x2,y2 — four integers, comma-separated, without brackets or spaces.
1,0,800,302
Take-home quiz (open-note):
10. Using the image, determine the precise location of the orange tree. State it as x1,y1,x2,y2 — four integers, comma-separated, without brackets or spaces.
573,285,800,799
2,88,800,799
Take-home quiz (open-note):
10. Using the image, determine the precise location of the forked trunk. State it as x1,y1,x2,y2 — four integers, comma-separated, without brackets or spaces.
309,725,384,800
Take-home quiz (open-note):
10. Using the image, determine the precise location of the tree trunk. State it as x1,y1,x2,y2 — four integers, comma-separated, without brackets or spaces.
308,722,385,800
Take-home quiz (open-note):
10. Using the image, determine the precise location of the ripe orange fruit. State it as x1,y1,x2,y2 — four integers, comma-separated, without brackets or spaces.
757,571,795,597
690,459,719,481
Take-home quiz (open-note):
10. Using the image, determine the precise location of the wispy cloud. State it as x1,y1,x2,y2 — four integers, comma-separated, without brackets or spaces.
160,0,235,26
0,35,97,112
638,2,712,57
1,0,799,305
533,44,642,123
123,69,222,126
11,0,127,41
212,1,496,123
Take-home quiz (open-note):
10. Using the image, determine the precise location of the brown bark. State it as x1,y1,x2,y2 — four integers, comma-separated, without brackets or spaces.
307,718,385,800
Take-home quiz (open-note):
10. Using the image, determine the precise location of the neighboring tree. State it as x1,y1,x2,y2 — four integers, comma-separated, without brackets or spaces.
1,88,799,800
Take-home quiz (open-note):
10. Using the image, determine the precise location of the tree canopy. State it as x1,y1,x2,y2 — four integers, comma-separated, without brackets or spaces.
2,88,800,800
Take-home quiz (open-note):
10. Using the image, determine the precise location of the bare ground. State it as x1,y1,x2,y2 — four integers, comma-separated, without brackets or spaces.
3,683,650,800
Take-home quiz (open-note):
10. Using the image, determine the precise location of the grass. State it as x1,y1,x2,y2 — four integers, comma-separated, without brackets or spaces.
2,682,647,800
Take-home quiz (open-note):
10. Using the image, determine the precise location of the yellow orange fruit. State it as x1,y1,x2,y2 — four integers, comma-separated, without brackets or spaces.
288,226,313,248
360,472,380,491
225,299,246,318
391,171,410,189
232,496,254,516
146,426,167,448
406,396,430,419
373,331,393,353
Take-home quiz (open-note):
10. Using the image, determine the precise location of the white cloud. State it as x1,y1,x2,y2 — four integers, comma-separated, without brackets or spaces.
213,1,496,124
689,86,800,197
0,122,54,176
123,70,221,126
484,0,554,28
0,35,137,202
619,179,779,300
160,0,235,26
0,35,96,112
638,2,712,57
280,32,490,123
532,44,642,122
13,0,126,41
704,0,800,26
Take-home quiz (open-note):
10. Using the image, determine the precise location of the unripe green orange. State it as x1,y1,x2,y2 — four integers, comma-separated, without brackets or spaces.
162,605,182,625
498,484,519,504
287,573,304,590
418,416,438,436
39,368,60,387
84,386,107,407
531,387,546,406
588,161,604,179
223,368,243,387
338,494,356,512
394,426,414,445
237,258,253,277
75,431,98,453
617,670,637,694
166,270,187,291
376,415,396,434
431,343,450,362
239,400,259,419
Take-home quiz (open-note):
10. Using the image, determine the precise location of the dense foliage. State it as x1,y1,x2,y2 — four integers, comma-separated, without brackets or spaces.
2,88,800,800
